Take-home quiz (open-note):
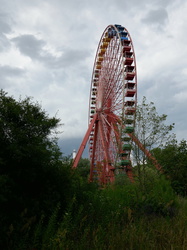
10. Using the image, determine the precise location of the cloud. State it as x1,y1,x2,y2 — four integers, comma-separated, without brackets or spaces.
0,64,24,76
0,12,12,51
58,136,89,158
0,65,25,88
0,12,11,33
142,8,168,28
11,34,91,69
11,34,46,60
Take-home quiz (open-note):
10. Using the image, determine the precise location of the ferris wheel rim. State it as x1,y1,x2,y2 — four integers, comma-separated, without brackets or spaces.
89,25,137,118
88,24,137,183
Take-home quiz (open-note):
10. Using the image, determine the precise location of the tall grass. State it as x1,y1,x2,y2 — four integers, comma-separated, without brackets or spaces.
11,173,187,249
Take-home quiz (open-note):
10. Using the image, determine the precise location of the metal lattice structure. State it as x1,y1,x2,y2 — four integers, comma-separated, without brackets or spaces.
73,24,137,184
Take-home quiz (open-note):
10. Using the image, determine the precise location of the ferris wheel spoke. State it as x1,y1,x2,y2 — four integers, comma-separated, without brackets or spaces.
98,116,111,166
104,58,123,97
114,83,124,102
101,113,112,129
102,75,123,109
107,116,123,166
103,44,123,88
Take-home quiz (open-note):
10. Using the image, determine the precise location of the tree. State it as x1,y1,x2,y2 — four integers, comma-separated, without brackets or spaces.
132,97,175,187
152,140,187,196
0,90,72,248
77,158,90,178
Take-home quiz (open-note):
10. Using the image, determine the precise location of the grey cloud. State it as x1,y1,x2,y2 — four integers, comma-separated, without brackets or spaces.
0,35,10,52
142,8,168,27
0,65,25,88
58,136,89,158
0,12,12,51
11,34,91,69
12,34,46,60
50,49,91,68
0,13,12,34
138,72,184,133
106,0,172,14
0,65,24,75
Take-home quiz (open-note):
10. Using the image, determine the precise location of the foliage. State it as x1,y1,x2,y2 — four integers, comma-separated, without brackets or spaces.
77,157,90,178
134,96,175,165
133,96,175,186
152,140,187,196
135,96,175,150
0,90,73,248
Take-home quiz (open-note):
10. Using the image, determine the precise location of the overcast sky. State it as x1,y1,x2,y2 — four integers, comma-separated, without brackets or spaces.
0,0,187,156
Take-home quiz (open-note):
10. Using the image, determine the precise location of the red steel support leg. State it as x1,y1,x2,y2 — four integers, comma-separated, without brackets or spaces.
128,133,162,172
72,113,98,168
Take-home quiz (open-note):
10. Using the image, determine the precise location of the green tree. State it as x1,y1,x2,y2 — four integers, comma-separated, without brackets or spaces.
152,140,187,196
0,90,72,248
77,158,90,178
135,96,175,149
133,96,175,187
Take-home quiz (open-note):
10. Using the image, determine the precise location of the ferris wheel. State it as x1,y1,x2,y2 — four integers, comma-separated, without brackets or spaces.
73,24,137,184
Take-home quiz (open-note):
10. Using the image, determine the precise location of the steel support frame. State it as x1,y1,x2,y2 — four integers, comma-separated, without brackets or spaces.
72,113,98,168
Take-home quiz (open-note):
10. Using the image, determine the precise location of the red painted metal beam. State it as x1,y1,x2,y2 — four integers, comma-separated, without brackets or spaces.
129,133,162,172
72,113,98,168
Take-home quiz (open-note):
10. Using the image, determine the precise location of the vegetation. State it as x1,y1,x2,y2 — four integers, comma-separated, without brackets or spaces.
152,140,187,196
133,96,175,164
1,91,187,249
0,90,74,248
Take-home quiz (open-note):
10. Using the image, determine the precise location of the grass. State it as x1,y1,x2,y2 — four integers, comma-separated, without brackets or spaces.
46,211,187,250
9,174,187,249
